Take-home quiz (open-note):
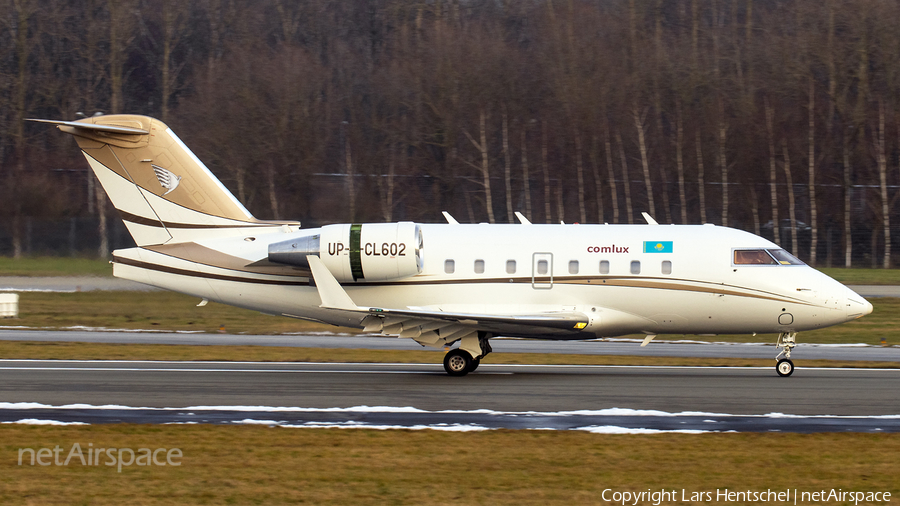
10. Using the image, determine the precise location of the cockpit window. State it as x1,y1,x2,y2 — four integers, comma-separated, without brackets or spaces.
734,249,778,265
733,248,805,266
767,249,805,265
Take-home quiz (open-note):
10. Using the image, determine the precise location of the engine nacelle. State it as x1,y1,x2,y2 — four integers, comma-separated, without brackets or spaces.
268,222,423,282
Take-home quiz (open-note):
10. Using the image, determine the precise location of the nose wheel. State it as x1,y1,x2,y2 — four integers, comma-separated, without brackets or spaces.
776,358,794,377
774,332,797,377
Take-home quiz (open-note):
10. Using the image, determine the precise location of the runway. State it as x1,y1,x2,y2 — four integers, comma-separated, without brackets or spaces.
2,329,899,361
1,360,898,432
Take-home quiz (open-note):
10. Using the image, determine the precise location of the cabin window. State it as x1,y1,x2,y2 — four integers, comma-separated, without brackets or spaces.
599,260,610,274
630,260,641,275
568,260,579,274
661,260,672,275
444,259,455,274
537,259,549,275
474,259,485,274
733,249,778,265
506,260,517,274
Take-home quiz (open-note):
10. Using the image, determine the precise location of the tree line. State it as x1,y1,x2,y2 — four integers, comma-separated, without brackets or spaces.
2,0,900,267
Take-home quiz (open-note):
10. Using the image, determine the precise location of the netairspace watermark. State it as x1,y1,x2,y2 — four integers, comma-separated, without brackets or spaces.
601,488,892,506
17,443,182,473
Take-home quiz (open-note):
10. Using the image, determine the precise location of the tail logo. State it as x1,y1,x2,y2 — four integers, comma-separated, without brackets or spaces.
151,164,182,196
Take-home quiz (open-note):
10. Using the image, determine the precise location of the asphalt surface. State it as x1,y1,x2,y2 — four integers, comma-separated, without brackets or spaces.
0,360,898,432
1,329,899,362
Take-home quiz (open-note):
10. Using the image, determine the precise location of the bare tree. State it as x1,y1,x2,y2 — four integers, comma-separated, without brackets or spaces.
807,78,818,266
463,109,495,223
632,105,654,219
542,120,551,222
782,140,798,255
616,131,634,224
603,120,620,223
764,96,780,245
674,100,687,224
842,134,852,267
502,108,513,222
695,131,707,224
573,128,587,223
520,125,533,219
157,0,189,122
875,99,890,268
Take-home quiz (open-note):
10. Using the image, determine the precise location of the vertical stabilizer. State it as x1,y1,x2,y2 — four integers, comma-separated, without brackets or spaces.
32,115,298,245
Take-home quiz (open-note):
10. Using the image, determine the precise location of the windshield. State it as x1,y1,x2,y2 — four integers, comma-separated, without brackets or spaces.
733,249,805,266
767,249,804,265
734,249,777,265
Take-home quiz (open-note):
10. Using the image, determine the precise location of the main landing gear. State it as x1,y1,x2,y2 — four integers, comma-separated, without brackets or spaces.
443,332,491,376
775,332,797,377
443,349,475,376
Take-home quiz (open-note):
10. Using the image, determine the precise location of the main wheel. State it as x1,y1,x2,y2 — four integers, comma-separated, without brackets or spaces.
469,358,480,372
776,358,794,377
443,349,472,376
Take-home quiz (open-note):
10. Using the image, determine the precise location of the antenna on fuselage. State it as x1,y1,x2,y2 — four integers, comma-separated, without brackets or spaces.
442,211,459,224
642,212,659,225
514,212,532,225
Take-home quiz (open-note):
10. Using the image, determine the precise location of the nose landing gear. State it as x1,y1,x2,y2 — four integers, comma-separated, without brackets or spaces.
775,332,797,377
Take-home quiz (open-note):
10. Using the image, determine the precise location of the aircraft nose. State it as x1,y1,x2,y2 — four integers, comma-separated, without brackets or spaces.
846,293,873,319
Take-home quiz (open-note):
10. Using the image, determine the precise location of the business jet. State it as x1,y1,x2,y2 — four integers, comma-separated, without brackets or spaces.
30,114,873,377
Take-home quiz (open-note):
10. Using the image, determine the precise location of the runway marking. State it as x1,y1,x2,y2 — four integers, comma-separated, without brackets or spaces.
0,364,514,375
0,366,439,374
0,359,900,376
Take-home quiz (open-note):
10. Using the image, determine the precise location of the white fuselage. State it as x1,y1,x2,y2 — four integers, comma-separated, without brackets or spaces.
111,222,871,339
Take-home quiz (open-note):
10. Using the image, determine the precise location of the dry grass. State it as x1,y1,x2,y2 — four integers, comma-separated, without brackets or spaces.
1,426,898,505
0,257,113,277
0,291,345,335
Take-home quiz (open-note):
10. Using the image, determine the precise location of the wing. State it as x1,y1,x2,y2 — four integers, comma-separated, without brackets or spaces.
306,255,589,347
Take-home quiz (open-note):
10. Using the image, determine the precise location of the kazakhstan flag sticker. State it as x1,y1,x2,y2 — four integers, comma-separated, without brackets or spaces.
644,241,673,253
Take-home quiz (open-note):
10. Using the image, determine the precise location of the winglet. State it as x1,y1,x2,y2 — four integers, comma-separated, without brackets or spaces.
442,211,459,225
642,212,659,225
514,212,532,225
307,255,358,310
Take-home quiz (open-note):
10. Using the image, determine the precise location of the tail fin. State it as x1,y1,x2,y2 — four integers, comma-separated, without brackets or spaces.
31,115,297,246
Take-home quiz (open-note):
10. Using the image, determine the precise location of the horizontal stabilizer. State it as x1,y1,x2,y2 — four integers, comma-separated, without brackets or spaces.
26,118,149,135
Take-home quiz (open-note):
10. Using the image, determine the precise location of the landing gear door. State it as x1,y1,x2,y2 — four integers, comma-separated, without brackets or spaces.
532,252,553,289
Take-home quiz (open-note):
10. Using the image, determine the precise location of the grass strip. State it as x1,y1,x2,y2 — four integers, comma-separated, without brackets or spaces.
0,340,896,369
2,291,899,346
1,426,898,505
818,266,900,285
0,291,344,335
0,257,113,277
